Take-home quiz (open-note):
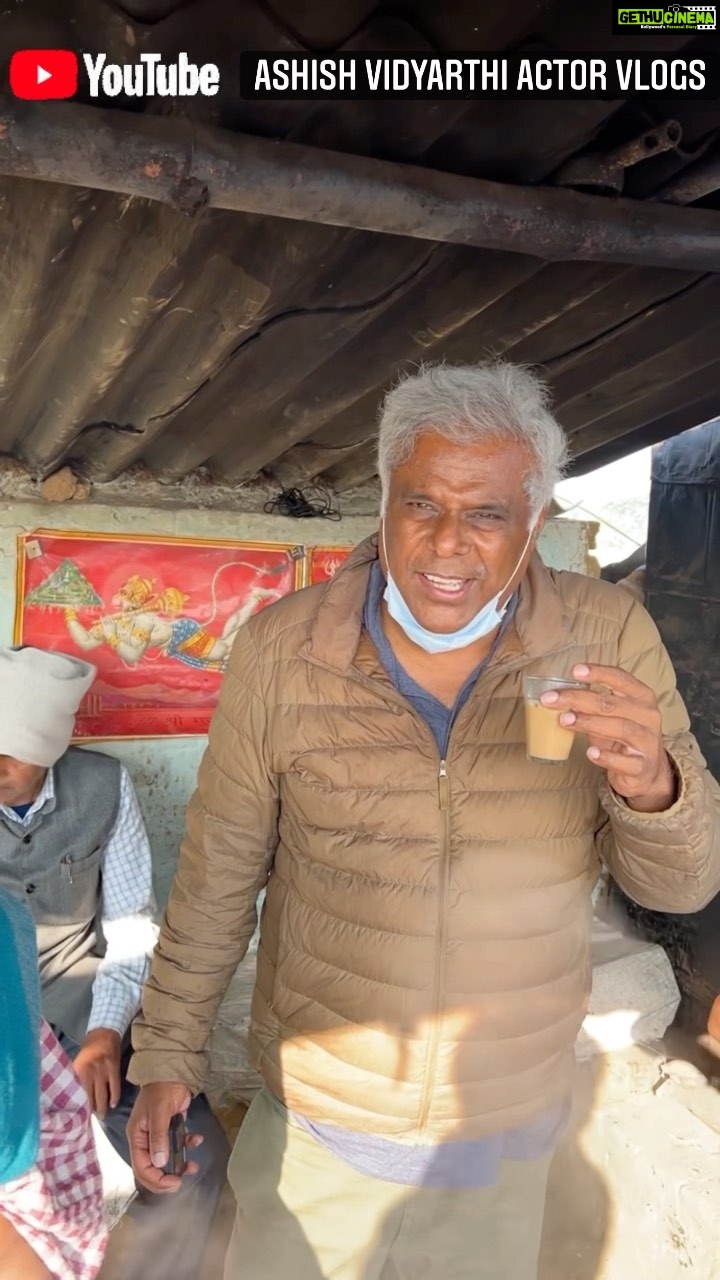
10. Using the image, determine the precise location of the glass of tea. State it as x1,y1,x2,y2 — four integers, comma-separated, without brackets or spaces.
522,674,586,764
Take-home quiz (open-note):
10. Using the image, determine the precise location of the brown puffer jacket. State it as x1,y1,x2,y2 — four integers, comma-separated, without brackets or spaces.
131,538,720,1142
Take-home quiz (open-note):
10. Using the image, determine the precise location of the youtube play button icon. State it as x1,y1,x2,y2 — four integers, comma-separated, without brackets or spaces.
10,49,79,100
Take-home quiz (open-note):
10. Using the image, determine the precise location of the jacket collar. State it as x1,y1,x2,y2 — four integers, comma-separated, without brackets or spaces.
302,534,574,675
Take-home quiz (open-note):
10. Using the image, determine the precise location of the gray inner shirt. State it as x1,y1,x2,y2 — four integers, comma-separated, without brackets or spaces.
291,561,568,1187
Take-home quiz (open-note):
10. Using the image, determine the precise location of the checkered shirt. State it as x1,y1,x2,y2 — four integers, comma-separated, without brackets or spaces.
1,763,159,1037
0,1019,108,1279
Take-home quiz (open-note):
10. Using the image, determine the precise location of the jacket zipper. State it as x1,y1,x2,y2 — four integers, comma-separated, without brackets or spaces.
416,758,451,1135
414,659,537,1132
437,759,450,810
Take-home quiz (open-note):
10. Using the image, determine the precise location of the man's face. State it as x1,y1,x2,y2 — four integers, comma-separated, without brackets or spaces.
380,431,544,634
0,756,47,807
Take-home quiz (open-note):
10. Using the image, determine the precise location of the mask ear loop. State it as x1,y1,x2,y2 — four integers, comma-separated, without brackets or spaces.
497,521,538,615
380,525,390,576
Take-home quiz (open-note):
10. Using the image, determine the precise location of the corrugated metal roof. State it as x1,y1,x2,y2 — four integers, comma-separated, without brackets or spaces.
1,0,719,497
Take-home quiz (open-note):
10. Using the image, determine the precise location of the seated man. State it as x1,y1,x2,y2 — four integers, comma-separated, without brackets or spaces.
0,646,229,1280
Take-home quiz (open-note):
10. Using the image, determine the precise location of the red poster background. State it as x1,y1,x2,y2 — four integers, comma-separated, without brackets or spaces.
15,531,302,739
308,546,353,584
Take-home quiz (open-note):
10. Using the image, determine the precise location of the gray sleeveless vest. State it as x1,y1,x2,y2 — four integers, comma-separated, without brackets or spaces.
0,748,121,1043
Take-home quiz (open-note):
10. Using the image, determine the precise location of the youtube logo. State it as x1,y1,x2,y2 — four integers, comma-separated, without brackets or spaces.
9,49,78,100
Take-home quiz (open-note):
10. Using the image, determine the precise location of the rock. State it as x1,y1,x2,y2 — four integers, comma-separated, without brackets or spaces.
40,465,91,503
576,918,680,1059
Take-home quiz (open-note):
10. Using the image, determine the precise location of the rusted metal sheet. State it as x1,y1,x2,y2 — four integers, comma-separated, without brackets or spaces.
0,0,719,496
206,252,544,483
551,276,720,403
566,379,720,475
284,261,635,483
511,267,703,365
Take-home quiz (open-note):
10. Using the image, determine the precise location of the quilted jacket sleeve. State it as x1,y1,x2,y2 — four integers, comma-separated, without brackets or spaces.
130,624,278,1093
595,598,720,914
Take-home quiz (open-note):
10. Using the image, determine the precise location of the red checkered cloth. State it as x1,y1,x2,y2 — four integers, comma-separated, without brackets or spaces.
0,1019,108,1279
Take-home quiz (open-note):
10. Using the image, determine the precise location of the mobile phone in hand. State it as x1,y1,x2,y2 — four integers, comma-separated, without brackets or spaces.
165,1114,187,1176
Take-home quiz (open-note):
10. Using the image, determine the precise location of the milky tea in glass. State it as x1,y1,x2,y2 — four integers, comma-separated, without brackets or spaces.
523,675,585,764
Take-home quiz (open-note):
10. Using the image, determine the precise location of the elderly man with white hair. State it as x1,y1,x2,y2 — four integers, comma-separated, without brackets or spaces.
0,646,229,1280
128,361,720,1280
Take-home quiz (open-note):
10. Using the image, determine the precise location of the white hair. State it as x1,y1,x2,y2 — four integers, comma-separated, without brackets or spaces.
377,361,569,519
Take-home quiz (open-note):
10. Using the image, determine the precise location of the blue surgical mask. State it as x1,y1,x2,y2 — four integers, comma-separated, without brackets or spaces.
381,526,535,655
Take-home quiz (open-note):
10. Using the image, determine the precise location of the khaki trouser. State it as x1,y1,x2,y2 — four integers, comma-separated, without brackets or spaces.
224,1089,552,1280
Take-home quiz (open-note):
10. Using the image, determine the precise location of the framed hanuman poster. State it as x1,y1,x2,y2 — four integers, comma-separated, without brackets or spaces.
15,530,303,739
307,546,354,585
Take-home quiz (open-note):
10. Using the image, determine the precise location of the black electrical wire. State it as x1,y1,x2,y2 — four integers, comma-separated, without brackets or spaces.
264,486,341,521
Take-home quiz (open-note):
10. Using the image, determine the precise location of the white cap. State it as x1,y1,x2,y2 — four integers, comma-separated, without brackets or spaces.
0,647,97,767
